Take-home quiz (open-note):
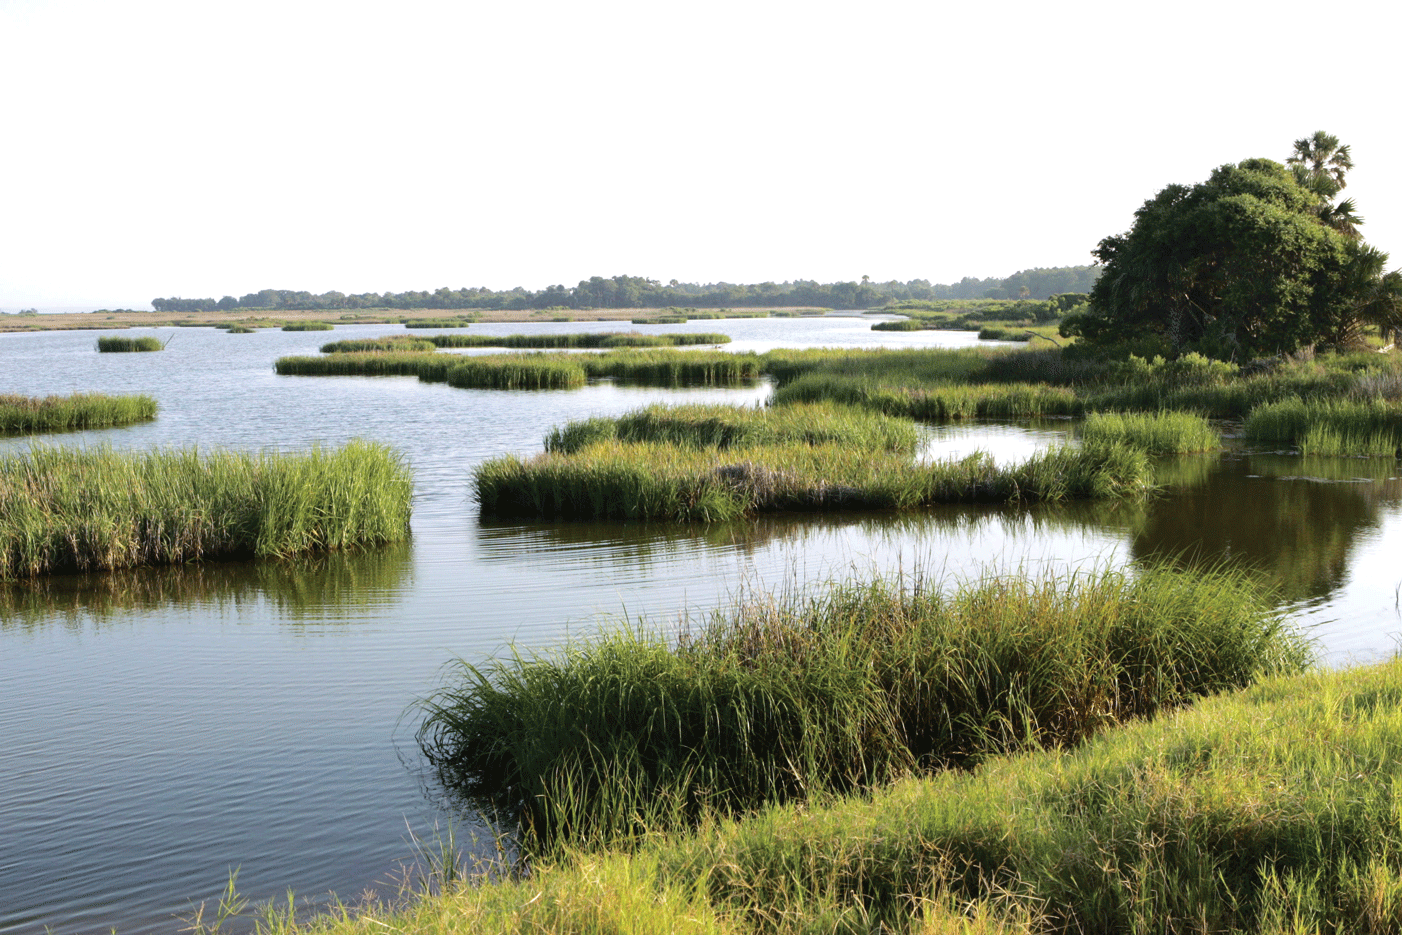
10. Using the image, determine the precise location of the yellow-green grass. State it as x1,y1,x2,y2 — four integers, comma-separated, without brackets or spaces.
773,375,1081,421
320,336,437,353
428,332,731,349
275,352,446,378
545,403,919,455
281,322,334,331
0,440,412,579
445,355,589,390
978,325,1032,342
633,316,687,324
419,565,1305,854
405,318,472,328
1079,411,1219,454
581,350,762,385
474,441,1151,522
96,335,164,352
1244,397,1402,455
0,393,157,434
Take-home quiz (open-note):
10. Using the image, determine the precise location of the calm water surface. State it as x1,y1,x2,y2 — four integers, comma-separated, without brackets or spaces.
2,318,1400,933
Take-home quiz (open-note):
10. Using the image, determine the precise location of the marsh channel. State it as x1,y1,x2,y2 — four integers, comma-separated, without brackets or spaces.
2,316,1400,934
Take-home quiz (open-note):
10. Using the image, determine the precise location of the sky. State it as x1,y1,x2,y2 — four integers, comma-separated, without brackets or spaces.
2,0,1400,310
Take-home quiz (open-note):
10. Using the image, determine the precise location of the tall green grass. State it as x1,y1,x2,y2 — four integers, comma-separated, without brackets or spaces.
1079,411,1219,454
475,441,1151,522
0,393,157,434
275,352,443,377
320,336,436,353
545,403,919,454
96,335,164,352
583,350,762,385
1244,397,1402,455
0,440,412,579
773,374,1080,421
404,318,472,328
445,355,589,390
419,565,1306,852
281,322,334,331
429,332,731,349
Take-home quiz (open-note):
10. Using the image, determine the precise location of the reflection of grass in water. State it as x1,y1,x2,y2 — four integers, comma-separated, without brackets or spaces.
0,539,414,630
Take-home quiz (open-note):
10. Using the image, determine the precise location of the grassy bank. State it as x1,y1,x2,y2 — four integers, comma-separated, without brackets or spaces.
96,335,164,352
0,440,412,579
281,322,334,332
320,336,437,353
544,403,919,454
420,566,1305,852
1244,397,1402,455
0,393,157,434
475,441,1151,522
428,332,731,349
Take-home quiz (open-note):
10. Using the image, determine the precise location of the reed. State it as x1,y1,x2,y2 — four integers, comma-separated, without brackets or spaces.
404,318,472,328
633,316,687,324
582,350,762,385
445,355,588,390
281,322,334,331
0,393,157,434
544,403,920,454
320,337,436,353
978,326,1032,342
226,325,256,334
96,335,164,352
1244,397,1402,455
870,318,927,331
1079,410,1219,453
773,375,1080,421
419,565,1305,852
428,332,731,349
0,441,410,580
274,352,442,377
474,441,1150,522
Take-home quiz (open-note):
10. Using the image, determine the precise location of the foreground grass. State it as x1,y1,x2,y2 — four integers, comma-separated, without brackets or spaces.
420,566,1305,852
205,655,1402,935
475,441,1151,522
0,392,157,434
0,441,412,579
96,335,164,352
544,403,919,455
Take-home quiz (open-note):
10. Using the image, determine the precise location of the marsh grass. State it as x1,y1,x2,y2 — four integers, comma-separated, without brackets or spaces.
226,326,256,334
582,350,762,385
544,403,920,455
773,375,1080,421
1079,411,1219,454
1244,398,1402,455
96,335,164,352
0,440,412,579
0,393,157,434
978,326,1032,342
405,318,472,328
429,332,731,349
320,337,436,353
281,322,334,332
275,352,444,377
474,441,1151,522
418,565,1305,854
446,355,588,390
633,316,687,324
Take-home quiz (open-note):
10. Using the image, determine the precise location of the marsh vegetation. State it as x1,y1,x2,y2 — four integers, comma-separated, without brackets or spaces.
0,393,157,434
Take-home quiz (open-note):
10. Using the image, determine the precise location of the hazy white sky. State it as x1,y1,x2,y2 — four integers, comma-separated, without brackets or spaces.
2,0,1399,308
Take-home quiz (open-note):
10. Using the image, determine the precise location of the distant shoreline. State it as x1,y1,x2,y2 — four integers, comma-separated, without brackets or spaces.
0,306,850,334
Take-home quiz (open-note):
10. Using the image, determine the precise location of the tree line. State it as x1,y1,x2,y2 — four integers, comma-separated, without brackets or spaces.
149,266,1100,315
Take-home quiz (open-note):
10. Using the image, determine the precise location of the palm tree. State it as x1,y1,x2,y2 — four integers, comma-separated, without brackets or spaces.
1288,131,1362,238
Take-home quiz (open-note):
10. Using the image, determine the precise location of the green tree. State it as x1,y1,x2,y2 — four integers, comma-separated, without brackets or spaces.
1069,155,1384,359
1287,130,1362,238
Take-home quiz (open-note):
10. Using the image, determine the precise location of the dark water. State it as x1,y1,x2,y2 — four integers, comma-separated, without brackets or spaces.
1,320,1400,933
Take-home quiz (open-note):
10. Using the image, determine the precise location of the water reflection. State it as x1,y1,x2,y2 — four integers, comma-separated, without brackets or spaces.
1133,454,1402,603
0,540,414,631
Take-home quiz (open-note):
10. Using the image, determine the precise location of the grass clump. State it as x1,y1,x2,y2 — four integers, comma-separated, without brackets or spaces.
633,316,688,324
583,349,762,385
0,393,157,434
429,332,731,349
1079,410,1219,454
474,441,1151,522
320,336,436,353
281,322,335,331
1244,397,1402,455
419,565,1305,852
96,335,164,352
774,374,1080,421
275,352,444,377
404,318,472,328
446,355,588,390
870,318,926,331
226,325,256,334
545,403,919,455
0,440,412,579
978,326,1032,342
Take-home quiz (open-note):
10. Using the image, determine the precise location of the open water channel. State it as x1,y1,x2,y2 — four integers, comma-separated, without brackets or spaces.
2,317,1400,933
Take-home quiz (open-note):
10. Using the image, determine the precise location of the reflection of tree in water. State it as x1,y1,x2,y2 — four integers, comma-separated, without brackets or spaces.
1131,455,1399,603
0,539,414,632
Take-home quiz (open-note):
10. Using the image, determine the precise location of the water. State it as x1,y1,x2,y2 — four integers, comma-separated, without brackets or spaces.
1,319,1400,933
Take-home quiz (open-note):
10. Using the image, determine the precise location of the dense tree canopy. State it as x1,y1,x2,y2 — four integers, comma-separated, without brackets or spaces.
1068,136,1401,359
